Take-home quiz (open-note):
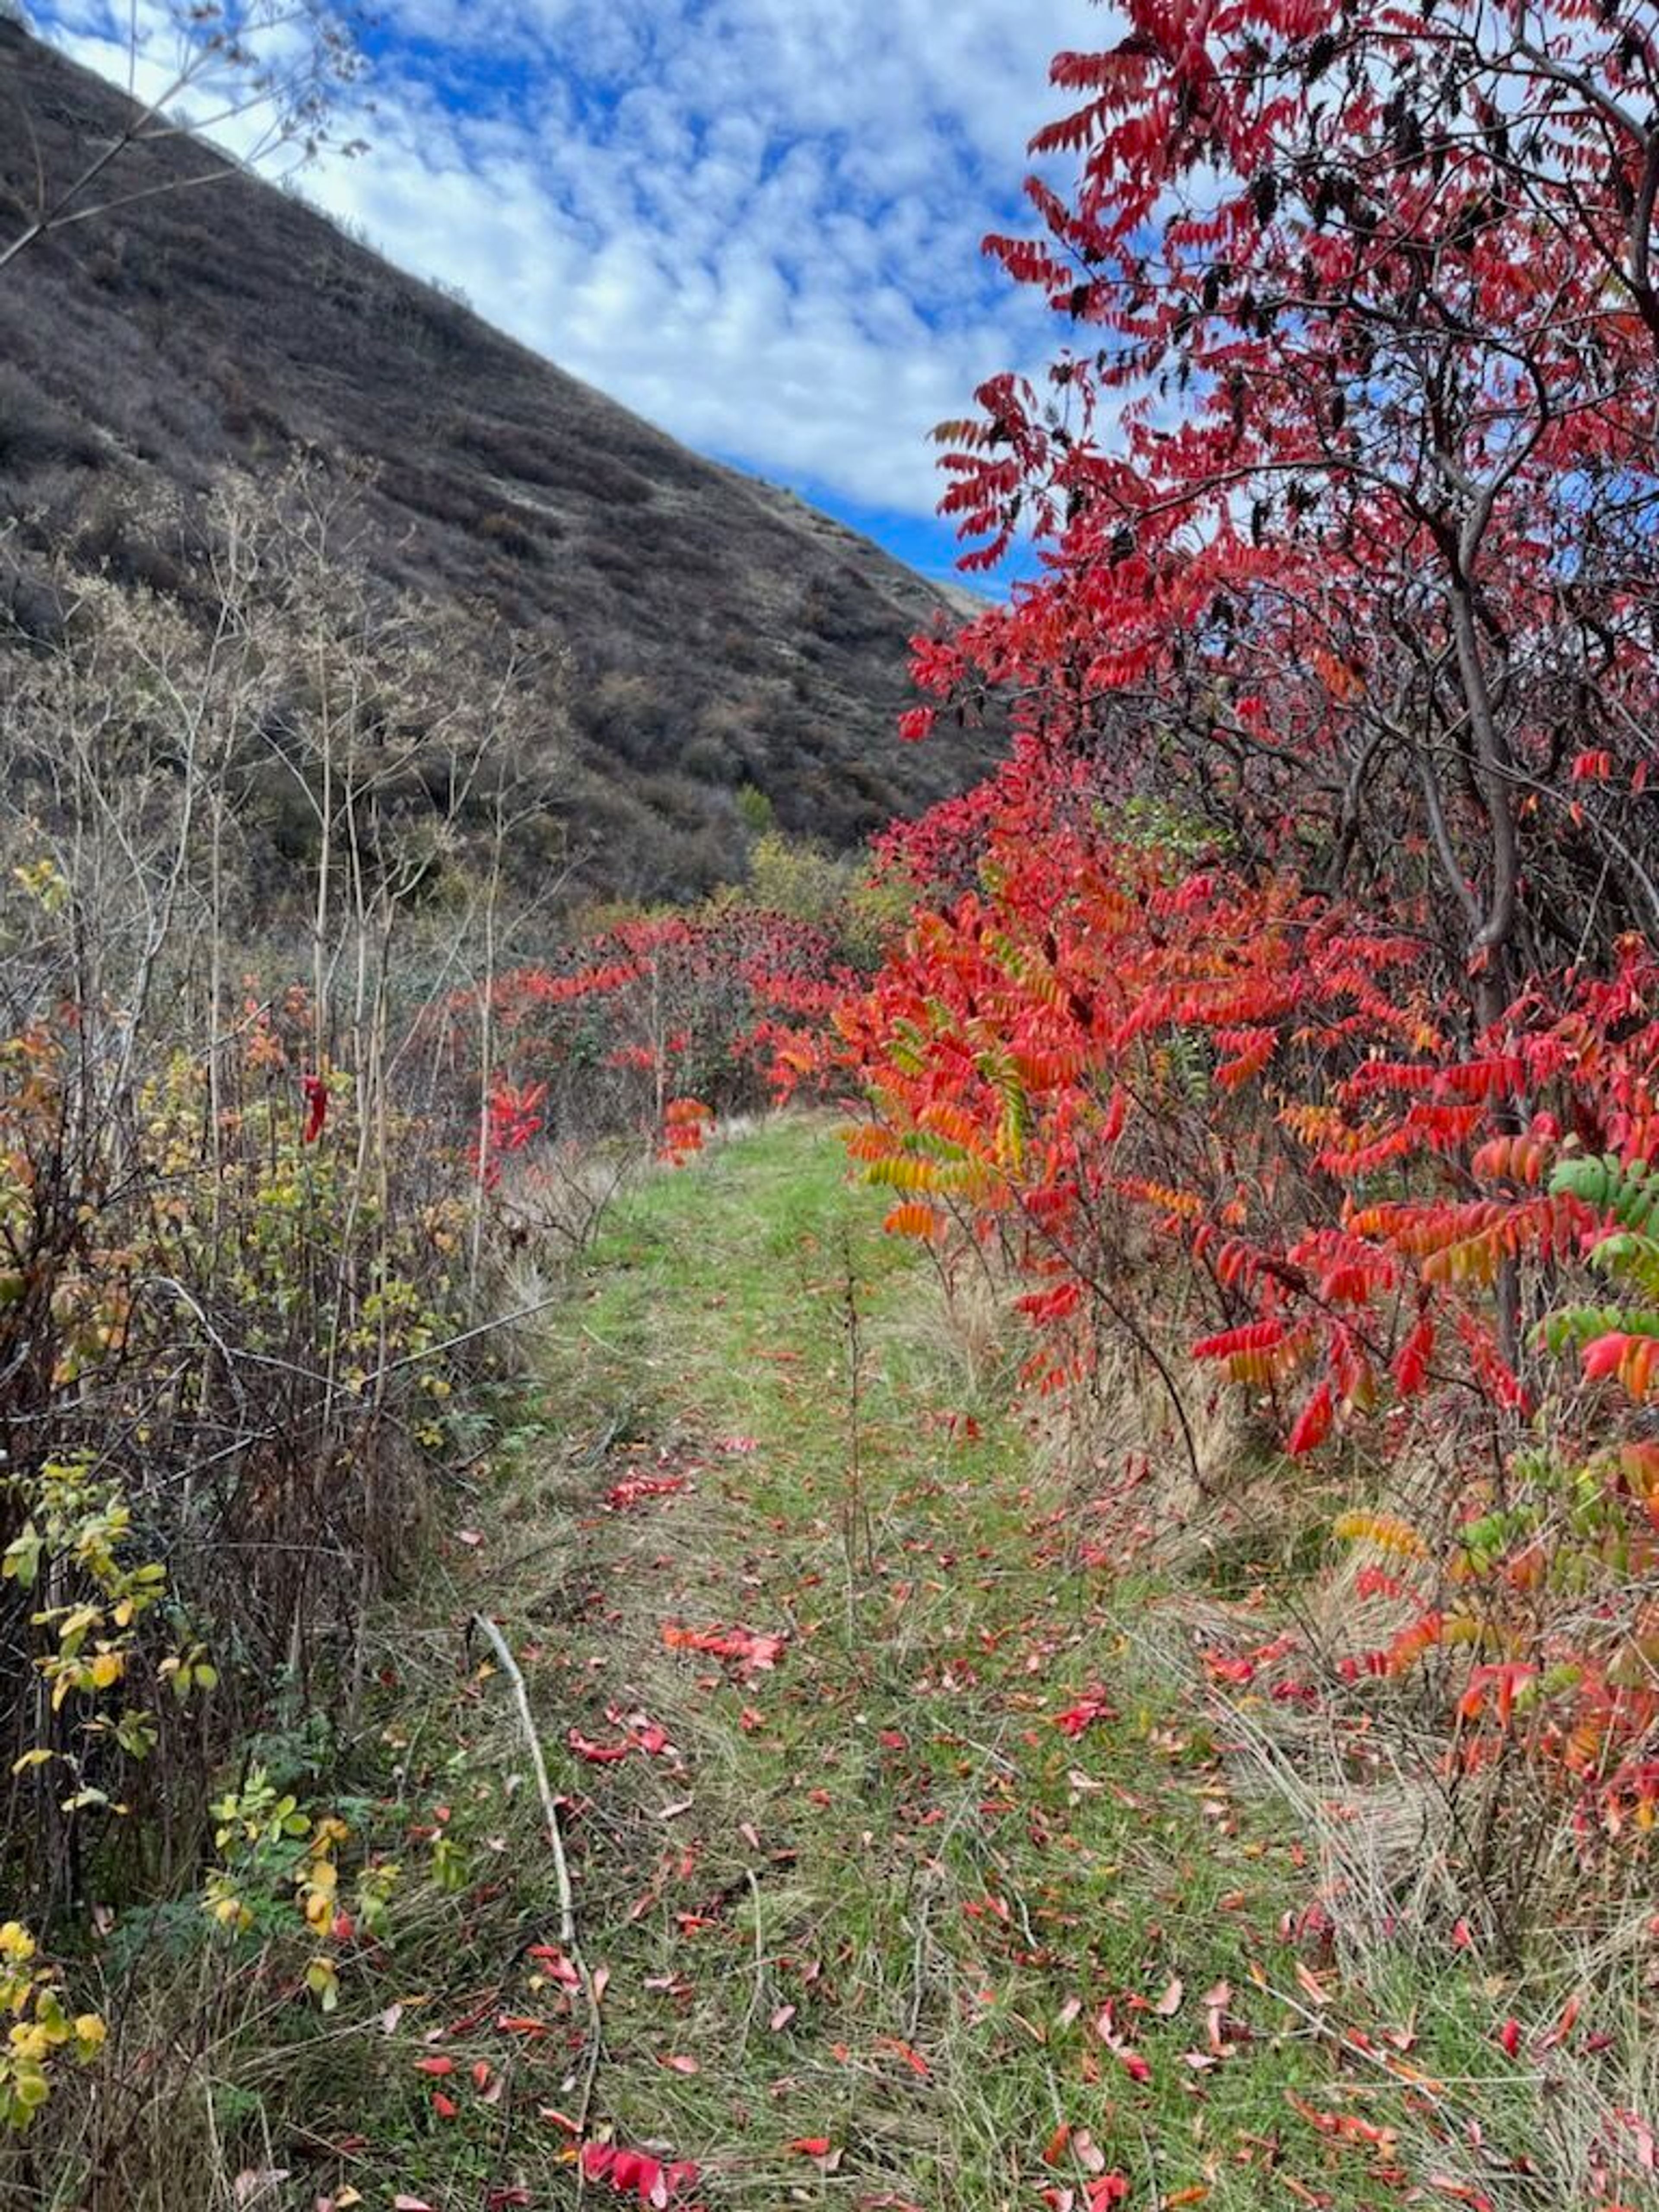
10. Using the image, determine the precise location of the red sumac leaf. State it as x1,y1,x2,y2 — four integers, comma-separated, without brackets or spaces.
1286,1380,1332,1456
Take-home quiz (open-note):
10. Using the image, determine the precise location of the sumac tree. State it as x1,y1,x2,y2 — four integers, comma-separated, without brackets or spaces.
833,0,1659,1887
919,0,1659,1006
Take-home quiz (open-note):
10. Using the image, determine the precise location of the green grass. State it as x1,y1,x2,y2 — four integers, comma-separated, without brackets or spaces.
33,1114,1659,2211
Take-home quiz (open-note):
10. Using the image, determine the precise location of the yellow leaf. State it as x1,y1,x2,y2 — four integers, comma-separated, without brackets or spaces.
305,1958,340,2012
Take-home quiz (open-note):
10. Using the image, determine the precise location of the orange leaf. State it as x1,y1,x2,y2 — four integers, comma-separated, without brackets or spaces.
874,2035,931,2079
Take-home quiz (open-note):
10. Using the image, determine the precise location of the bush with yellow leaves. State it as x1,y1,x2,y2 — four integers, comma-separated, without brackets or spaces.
0,1921,105,2132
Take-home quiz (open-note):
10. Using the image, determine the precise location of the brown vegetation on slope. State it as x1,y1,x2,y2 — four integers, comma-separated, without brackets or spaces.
0,19,998,901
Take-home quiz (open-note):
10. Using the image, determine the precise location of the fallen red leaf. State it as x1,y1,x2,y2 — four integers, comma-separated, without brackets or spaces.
875,2035,930,2079
524,1944,582,1985
1615,2107,1659,2170
1538,1992,1581,2051
661,1621,785,1672
1094,2001,1151,2083
1053,1690,1114,1735
568,1727,631,1764
605,1473,690,1512
581,2141,701,2208
1427,2180,1493,2209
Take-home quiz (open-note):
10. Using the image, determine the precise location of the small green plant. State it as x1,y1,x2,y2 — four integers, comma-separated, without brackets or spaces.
203,1767,400,2012
429,1829,469,1893
734,782,774,835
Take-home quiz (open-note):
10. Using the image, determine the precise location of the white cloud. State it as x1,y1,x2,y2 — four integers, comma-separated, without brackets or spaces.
33,0,1108,521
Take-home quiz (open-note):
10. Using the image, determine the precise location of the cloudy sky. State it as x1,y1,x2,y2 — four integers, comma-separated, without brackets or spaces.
27,0,1102,582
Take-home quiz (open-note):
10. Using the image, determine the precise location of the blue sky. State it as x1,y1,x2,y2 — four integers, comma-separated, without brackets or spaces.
28,0,1104,585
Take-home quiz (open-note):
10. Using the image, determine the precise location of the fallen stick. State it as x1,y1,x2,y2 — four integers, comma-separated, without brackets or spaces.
472,1611,604,2130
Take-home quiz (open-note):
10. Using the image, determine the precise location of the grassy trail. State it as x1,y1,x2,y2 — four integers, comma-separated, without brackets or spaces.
277,1115,1557,2212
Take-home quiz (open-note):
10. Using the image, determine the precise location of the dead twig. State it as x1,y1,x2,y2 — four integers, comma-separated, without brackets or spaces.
471,1611,605,2134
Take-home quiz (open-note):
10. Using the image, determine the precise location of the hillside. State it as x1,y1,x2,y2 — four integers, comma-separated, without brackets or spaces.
0,18,996,900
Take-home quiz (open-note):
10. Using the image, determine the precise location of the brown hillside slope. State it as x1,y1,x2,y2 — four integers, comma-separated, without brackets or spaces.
0,20,996,899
